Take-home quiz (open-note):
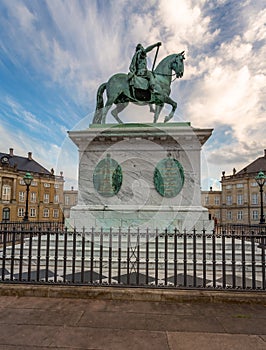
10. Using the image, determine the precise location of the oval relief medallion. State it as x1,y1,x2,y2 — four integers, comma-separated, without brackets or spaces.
93,154,122,197
154,156,184,197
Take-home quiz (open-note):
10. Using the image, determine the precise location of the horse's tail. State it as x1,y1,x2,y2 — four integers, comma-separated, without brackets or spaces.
92,83,107,124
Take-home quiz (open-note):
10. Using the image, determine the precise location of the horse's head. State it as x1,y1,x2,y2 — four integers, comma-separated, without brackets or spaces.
171,51,185,78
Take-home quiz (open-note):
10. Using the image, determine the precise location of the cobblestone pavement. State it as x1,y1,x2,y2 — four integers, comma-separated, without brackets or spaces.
0,294,266,349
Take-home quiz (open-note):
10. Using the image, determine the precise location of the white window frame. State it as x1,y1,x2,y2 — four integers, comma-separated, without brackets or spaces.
18,208,25,217
237,194,243,205
236,183,244,188
43,208,49,218
19,191,25,202
30,208,36,217
44,183,50,188
65,195,69,205
54,194,59,204
252,210,259,220
53,209,59,218
226,195,232,205
2,185,11,201
214,196,220,205
30,192,37,203
227,211,232,220
44,193,49,203
251,193,258,205
237,211,243,220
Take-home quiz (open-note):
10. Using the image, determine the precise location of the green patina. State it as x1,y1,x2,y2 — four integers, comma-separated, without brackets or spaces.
93,154,122,197
89,122,191,129
154,156,184,197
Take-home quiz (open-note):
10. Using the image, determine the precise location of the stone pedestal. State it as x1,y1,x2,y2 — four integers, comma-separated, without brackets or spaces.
68,123,213,231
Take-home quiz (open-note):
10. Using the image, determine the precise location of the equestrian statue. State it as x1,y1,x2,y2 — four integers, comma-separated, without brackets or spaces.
92,42,185,124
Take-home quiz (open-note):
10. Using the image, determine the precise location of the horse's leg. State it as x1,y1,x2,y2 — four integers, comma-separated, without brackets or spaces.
149,104,155,113
153,104,164,123
101,102,113,124
163,96,177,122
111,102,129,123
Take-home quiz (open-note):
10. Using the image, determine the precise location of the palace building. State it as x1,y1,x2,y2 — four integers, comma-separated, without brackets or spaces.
202,149,266,225
0,148,64,222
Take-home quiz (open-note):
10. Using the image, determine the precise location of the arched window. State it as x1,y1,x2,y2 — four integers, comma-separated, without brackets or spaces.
2,207,10,221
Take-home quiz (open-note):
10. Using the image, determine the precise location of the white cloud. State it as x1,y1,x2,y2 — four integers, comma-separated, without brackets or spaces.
0,0,265,189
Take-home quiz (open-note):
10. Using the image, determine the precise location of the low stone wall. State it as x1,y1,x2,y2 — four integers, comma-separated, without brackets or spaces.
0,283,265,304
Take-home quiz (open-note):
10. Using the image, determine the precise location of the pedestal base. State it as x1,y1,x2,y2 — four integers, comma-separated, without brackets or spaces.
68,204,213,232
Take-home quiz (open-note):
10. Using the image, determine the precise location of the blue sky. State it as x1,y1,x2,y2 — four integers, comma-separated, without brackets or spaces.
0,0,265,190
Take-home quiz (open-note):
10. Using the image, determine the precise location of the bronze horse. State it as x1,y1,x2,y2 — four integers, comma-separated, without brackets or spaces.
92,52,185,124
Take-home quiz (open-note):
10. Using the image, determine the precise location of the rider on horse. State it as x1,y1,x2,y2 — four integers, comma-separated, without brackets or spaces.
128,42,161,94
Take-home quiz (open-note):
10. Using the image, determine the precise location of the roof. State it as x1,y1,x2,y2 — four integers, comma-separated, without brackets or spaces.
237,152,266,176
0,152,51,175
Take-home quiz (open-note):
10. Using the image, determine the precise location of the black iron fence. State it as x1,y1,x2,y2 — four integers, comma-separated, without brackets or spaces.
0,221,64,244
0,226,265,291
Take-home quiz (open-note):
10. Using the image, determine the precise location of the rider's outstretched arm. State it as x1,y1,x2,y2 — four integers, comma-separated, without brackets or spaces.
145,42,161,53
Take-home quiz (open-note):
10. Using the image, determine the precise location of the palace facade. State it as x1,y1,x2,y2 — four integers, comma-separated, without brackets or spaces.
0,148,64,222
202,149,266,225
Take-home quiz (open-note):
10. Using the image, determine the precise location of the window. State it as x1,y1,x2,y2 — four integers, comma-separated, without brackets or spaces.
53,209,59,218
226,195,232,205
237,211,243,220
65,195,69,205
2,185,11,201
226,185,232,189
251,193,258,205
252,210,259,220
18,208,25,217
54,184,59,189
227,211,232,220
43,208,49,218
205,196,209,205
31,181,37,187
237,194,243,205
54,194,59,203
30,192,37,203
251,182,258,187
44,183,50,188
2,207,10,221
44,193,49,203
215,211,220,219
19,191,25,202
214,196,220,205
236,183,244,188
30,208,36,217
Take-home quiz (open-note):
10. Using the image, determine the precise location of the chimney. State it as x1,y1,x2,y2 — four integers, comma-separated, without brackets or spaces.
9,148,14,156
28,152,32,160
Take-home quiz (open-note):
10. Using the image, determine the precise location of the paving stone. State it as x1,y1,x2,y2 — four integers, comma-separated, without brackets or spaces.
50,326,168,350
0,307,83,326
217,316,266,335
167,332,266,350
0,324,59,347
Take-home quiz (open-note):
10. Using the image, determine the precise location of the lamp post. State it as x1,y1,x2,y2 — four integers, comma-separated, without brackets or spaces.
255,171,266,224
23,172,33,222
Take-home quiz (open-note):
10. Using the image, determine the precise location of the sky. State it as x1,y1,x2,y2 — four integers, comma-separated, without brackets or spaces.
0,0,265,190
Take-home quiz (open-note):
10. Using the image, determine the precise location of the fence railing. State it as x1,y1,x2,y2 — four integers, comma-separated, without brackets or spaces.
0,226,265,291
